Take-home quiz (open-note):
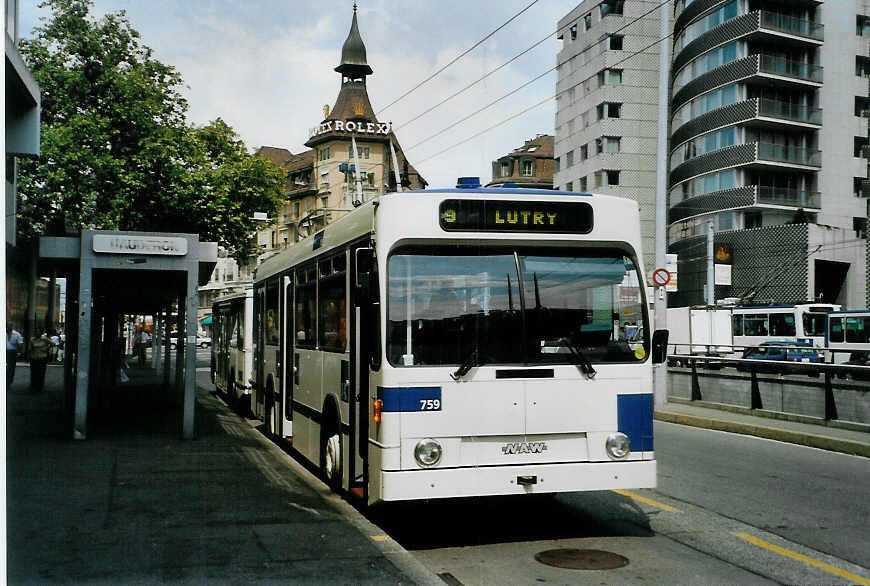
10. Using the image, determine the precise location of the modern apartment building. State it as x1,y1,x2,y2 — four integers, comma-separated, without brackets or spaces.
668,0,869,307
554,0,663,272
487,134,555,188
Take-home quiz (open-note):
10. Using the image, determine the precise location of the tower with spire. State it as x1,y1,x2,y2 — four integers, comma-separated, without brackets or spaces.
302,4,427,226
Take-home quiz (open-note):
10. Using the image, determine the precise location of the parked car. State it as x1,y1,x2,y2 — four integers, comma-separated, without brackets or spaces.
737,340,820,376
162,332,211,349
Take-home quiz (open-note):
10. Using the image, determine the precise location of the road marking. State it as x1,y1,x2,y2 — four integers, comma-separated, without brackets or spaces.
612,489,679,512
370,535,391,542
734,532,870,585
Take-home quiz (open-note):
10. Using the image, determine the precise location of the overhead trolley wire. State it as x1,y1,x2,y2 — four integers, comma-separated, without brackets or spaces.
415,7,677,164
396,0,672,132
377,0,540,116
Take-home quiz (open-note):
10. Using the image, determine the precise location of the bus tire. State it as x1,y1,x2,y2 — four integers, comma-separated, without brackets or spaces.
320,410,342,491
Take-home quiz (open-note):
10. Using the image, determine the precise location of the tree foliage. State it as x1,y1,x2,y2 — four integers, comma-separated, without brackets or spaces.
17,0,284,260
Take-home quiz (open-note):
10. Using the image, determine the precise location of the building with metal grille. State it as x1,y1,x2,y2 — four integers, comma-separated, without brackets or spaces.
668,0,868,307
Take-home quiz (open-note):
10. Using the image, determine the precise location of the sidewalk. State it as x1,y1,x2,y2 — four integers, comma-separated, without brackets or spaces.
656,398,870,457
5,362,441,585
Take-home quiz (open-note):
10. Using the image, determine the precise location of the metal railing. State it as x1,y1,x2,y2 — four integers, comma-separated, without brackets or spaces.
756,142,821,167
759,54,823,83
758,98,822,125
760,11,824,41
756,186,821,208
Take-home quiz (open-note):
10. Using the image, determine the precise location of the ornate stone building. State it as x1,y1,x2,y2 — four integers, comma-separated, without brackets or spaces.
487,134,555,189
255,5,426,258
204,6,428,310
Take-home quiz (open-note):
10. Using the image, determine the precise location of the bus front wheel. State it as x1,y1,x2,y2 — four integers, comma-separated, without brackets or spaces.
321,429,342,491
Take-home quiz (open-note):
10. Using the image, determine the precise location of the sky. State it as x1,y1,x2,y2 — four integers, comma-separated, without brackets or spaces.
18,0,577,189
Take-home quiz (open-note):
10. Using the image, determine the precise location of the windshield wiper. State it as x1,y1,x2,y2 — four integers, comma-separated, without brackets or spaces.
558,337,596,380
451,347,480,381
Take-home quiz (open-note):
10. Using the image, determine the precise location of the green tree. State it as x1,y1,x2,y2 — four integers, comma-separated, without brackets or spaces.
17,0,283,260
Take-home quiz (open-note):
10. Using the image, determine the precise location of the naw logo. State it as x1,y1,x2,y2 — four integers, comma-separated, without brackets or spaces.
501,441,548,455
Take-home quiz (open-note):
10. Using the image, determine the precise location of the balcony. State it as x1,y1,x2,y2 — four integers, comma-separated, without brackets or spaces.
673,54,822,110
756,186,820,209
670,141,819,186
757,98,822,126
758,54,823,84
756,142,821,167
668,184,819,224
759,11,823,42
674,11,823,74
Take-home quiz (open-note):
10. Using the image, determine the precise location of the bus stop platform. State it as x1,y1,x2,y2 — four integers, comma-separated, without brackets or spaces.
5,362,442,585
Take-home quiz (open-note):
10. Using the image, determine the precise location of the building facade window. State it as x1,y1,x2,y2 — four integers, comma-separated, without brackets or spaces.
319,147,331,161
579,176,588,191
580,144,588,161
521,159,535,176
600,1,624,17
565,181,573,191
595,170,620,187
609,34,624,50
598,68,622,86
501,160,511,176
566,150,574,167
596,136,621,154
584,12,592,30
570,23,577,40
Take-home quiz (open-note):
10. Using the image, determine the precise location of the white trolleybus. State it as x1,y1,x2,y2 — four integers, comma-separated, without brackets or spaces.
825,309,870,364
731,303,840,350
211,287,255,413
252,186,668,505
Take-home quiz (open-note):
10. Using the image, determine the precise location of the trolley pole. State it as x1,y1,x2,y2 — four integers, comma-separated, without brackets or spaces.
653,1,671,409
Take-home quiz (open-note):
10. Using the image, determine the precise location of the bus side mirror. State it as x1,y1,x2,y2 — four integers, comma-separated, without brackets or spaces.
355,247,374,291
651,329,669,364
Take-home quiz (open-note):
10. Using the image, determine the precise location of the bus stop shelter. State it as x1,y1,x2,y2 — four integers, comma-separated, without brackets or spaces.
39,230,217,439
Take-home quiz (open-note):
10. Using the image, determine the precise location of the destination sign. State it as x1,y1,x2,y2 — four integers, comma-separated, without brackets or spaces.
439,200,593,234
93,234,188,255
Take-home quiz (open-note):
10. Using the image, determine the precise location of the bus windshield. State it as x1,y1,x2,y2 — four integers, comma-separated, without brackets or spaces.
386,245,648,367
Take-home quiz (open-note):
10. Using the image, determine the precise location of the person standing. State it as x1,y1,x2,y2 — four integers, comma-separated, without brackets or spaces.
28,331,52,393
7,323,24,386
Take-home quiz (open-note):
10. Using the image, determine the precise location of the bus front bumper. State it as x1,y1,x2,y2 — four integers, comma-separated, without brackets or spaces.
379,459,655,502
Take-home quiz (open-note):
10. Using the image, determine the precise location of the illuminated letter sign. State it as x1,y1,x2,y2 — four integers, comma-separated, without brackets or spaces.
439,200,593,234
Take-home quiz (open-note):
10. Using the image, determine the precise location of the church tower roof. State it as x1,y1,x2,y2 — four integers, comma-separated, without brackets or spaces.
334,4,373,79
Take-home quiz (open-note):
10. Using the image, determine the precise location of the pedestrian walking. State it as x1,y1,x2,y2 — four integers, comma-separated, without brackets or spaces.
135,327,150,367
49,330,61,363
28,331,52,393
6,323,24,386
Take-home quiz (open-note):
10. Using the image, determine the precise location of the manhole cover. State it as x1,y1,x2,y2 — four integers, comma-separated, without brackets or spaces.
535,548,629,570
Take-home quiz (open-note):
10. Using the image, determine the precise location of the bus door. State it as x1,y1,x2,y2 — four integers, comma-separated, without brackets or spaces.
349,247,374,499
253,286,266,421
282,274,294,438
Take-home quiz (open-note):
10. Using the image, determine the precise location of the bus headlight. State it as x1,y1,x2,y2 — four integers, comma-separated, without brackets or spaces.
414,438,443,467
605,432,631,459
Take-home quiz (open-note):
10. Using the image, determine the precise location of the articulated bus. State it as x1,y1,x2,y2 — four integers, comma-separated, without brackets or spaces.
731,303,840,350
251,187,668,505
211,287,255,412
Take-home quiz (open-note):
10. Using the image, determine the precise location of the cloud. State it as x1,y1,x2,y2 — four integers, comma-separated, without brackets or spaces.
20,0,566,188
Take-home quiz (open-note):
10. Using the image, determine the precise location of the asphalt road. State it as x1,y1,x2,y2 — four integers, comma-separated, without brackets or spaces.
655,420,870,569
196,353,869,584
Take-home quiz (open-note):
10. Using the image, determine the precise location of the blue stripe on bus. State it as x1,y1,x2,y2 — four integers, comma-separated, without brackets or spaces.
378,387,442,412
617,394,654,452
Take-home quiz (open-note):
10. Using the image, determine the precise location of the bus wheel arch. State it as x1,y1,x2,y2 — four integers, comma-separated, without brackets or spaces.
320,396,342,491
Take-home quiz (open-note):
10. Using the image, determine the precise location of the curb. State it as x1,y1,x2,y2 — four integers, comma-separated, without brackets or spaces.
654,410,870,458
198,386,444,586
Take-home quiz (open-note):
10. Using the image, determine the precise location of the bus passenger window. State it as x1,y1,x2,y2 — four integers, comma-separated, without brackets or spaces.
295,269,316,347
769,314,795,336
319,257,347,353
266,281,279,345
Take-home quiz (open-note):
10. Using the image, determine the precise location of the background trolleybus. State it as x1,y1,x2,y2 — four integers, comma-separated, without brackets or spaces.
211,287,254,413
252,187,668,506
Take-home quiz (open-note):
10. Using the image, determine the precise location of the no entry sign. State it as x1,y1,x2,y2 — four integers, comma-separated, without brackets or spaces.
652,268,670,287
